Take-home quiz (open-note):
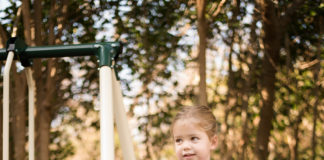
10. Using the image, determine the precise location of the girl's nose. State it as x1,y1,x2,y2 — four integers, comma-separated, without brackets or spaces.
182,140,191,150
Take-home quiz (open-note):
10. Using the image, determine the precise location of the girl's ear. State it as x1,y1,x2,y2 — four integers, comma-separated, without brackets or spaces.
210,135,217,150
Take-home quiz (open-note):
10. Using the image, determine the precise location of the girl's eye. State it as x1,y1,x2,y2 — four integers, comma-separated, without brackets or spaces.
175,138,182,144
191,137,199,141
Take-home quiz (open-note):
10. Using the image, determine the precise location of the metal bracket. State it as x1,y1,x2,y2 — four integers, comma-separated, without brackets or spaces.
95,42,122,80
6,37,31,67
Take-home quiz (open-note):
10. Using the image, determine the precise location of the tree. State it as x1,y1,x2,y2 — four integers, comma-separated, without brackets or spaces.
255,0,305,159
196,0,208,106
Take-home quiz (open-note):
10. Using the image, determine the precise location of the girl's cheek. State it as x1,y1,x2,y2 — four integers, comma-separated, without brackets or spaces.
175,146,182,154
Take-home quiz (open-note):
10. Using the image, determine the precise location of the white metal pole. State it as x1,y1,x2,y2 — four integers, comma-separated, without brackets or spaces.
3,51,14,160
99,66,114,160
112,71,136,160
25,68,35,160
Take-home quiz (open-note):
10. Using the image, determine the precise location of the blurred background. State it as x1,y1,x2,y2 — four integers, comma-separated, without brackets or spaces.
0,0,323,159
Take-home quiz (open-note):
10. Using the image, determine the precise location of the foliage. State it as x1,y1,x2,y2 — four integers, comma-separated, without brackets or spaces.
0,0,323,159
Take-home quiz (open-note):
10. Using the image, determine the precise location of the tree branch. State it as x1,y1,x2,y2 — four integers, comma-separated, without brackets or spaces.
212,0,227,17
11,7,22,37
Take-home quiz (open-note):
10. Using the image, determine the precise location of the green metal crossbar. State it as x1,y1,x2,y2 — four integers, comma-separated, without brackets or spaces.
0,37,122,67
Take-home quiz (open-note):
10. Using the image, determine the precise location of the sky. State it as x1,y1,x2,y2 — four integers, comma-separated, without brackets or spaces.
0,2,6,21
0,0,15,18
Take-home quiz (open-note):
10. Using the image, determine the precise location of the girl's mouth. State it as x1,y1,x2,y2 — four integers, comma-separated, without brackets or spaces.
183,153,196,158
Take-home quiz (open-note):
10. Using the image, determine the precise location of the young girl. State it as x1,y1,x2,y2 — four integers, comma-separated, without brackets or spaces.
171,105,218,160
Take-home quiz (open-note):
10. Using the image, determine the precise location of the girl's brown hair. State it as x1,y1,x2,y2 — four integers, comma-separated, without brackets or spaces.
171,105,217,138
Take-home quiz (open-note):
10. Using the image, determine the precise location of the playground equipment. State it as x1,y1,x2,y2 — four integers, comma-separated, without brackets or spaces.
0,37,136,160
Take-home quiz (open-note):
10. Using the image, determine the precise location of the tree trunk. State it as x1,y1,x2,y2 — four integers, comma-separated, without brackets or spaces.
36,107,51,160
33,0,42,46
221,1,240,157
240,8,259,160
293,114,302,160
34,0,69,159
12,68,27,160
255,0,306,159
22,0,32,44
0,24,8,47
196,0,208,106
255,0,280,159
32,1,44,158
311,16,322,160
35,1,56,159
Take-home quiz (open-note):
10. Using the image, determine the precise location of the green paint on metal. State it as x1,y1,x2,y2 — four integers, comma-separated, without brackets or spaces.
6,37,30,66
94,42,122,67
0,38,122,78
0,39,122,68
6,37,27,55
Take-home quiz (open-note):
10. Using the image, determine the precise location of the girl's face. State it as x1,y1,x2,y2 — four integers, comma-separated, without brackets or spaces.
172,118,217,160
